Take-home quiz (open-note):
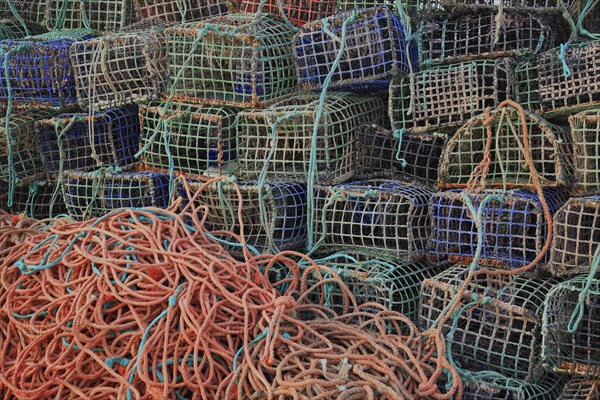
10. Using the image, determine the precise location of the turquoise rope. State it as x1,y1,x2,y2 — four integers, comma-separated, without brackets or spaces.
393,129,408,168
567,243,600,333
577,0,600,39
6,0,30,36
26,179,39,218
559,43,572,78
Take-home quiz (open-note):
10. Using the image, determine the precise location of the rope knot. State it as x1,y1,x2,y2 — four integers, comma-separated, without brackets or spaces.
274,295,296,311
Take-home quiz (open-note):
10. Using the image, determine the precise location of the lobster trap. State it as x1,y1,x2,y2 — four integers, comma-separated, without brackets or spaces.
356,124,448,187
390,58,515,133
0,178,66,218
421,0,577,14
62,169,171,220
558,379,600,400
69,30,170,111
0,1,47,25
0,19,46,40
461,373,566,400
239,0,336,27
570,109,600,195
35,105,141,179
44,0,135,32
134,0,229,24
419,264,557,381
237,92,386,185
430,188,569,269
140,102,238,179
312,180,432,261
165,13,297,108
293,7,417,91
439,105,576,189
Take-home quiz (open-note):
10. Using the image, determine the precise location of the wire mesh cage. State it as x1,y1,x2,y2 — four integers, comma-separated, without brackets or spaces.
0,19,47,40
0,1,47,25
134,0,229,24
62,169,171,220
237,92,386,185
69,30,170,111
312,180,432,261
389,58,515,133
0,178,66,218
430,188,569,269
293,6,418,92
35,105,141,179
140,102,238,179
165,13,297,108
570,109,600,195
239,0,336,27
439,105,576,189
516,41,600,118
558,378,600,400
419,264,557,381
460,372,566,400
45,0,135,32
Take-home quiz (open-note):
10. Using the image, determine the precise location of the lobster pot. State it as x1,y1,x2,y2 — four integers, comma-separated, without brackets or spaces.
165,14,297,108
239,0,336,26
357,124,447,187
439,105,575,189
550,197,600,276
62,169,171,220
237,93,386,184
0,1,47,25
430,189,569,268
558,379,600,400
45,0,135,32
35,105,141,179
70,30,169,111
0,178,66,218
293,7,417,91
420,0,575,14
390,58,515,133
0,19,46,39
419,264,557,380
517,41,600,117
180,180,307,253
337,0,420,19
571,109,600,195
134,0,228,24
140,102,238,179
313,180,432,261
461,373,566,400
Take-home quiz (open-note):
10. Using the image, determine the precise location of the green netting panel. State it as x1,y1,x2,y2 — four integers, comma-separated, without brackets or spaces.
312,180,432,261
0,1,48,25
239,0,336,26
438,106,575,189
134,0,229,24
516,41,600,118
0,19,47,39
419,264,557,381
0,178,66,218
558,379,600,400
237,92,386,185
45,0,135,32
570,109,600,195
461,373,566,400
336,0,421,21
140,102,238,179
165,14,297,108
389,58,515,133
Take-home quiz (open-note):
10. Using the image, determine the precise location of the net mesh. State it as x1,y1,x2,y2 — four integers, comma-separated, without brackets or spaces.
420,0,576,13
0,19,47,39
237,92,386,185
45,0,135,32
558,379,600,400
165,13,297,108
0,1,48,25
461,373,566,400
430,188,569,268
134,0,229,24
239,0,336,26
293,6,417,92
570,109,600,196
0,178,66,218
336,0,421,21
390,58,515,133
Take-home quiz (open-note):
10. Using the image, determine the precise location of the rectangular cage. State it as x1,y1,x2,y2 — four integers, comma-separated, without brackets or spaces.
419,264,557,381
239,0,336,27
356,124,448,187
140,102,238,179
516,41,600,118
134,0,229,24
313,180,432,261
0,1,47,25
69,30,170,111
179,179,307,253
337,0,421,21
558,379,600,400
420,0,577,14
237,92,386,185
0,178,66,218
389,58,515,133
45,0,135,32
293,6,418,92
461,373,566,400
438,105,576,189
543,276,600,377
0,19,47,40
430,188,569,269
570,109,600,195
165,13,297,108
62,169,171,220
34,105,141,179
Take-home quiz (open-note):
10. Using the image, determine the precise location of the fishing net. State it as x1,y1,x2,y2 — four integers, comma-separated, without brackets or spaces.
134,0,229,24
0,19,46,40
62,169,171,220
430,188,569,268
69,30,170,112
419,264,557,381
237,92,386,185
293,6,417,91
0,1,47,25
312,179,432,261
559,378,600,400
439,105,575,189
34,105,141,179
140,102,238,179
461,373,566,399
570,108,600,195
239,0,336,26
516,41,600,118
45,0,135,32
165,13,297,108
390,58,515,133
356,124,448,187
0,178,66,218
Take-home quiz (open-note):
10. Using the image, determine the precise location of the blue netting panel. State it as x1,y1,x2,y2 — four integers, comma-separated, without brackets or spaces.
293,6,418,92
0,178,66,218
460,373,566,400
430,188,569,269
558,378,600,400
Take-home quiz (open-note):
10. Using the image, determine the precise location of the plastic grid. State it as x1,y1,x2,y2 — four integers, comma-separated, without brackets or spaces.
419,264,557,381
0,19,47,40
570,109,600,195
62,169,171,220
389,58,515,133
293,7,418,92
0,1,47,25
516,41,600,117
69,30,170,112
430,188,569,268
239,0,336,27
45,0,134,32
439,106,576,189
356,124,448,187
461,373,566,400
140,102,238,179
237,92,386,185
558,379,600,400
134,0,229,24
312,179,432,261
0,178,66,218
165,14,297,108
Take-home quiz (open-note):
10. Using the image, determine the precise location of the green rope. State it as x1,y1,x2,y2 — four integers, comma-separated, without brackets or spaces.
26,179,39,218
559,43,573,78
567,242,600,333
577,0,600,39
393,128,408,168
79,0,93,33
6,0,30,36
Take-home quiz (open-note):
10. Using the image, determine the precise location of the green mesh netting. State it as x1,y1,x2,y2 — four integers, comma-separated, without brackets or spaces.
45,0,135,32
0,178,66,218
0,19,46,39
570,108,600,195
134,0,229,24
558,378,600,400
0,1,48,26
239,0,336,26
460,373,566,400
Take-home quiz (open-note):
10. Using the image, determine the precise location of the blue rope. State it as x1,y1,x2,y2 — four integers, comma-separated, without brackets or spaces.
559,43,573,78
